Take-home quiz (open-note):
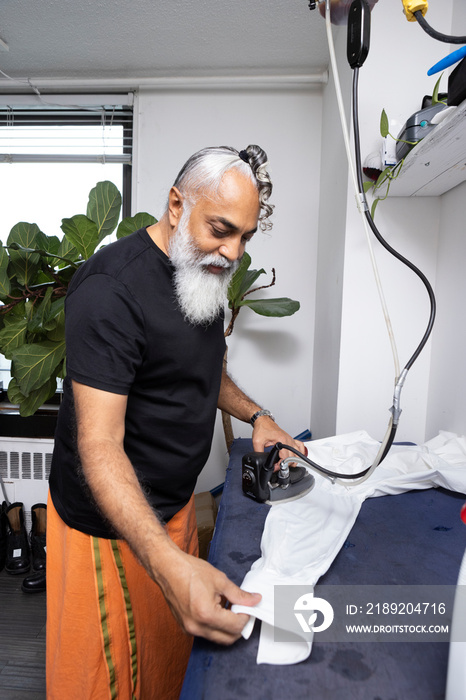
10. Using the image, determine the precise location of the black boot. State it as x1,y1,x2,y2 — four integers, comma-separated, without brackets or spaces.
30,503,47,572
21,570,46,594
5,502,30,575
0,502,7,572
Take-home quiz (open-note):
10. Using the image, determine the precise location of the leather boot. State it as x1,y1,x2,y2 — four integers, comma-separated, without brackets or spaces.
5,502,30,575
21,570,46,594
30,503,47,572
0,502,7,572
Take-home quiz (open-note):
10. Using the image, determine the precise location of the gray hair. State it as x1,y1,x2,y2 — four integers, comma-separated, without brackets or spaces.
172,145,274,231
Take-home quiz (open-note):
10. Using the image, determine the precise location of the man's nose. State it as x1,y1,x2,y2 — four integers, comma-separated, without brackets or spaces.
219,238,244,262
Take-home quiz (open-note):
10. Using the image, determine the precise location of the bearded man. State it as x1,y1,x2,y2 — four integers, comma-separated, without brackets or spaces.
46,145,305,699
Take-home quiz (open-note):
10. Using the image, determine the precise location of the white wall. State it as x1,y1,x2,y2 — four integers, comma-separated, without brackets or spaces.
133,87,322,491
311,24,349,440
424,0,466,439
426,180,466,438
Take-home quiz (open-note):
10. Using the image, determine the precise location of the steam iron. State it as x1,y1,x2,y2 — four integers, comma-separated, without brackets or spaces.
242,443,315,505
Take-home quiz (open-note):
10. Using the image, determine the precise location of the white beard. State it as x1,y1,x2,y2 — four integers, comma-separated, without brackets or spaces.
168,211,238,326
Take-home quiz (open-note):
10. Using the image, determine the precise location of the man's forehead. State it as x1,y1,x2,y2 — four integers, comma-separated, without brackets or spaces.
197,171,260,224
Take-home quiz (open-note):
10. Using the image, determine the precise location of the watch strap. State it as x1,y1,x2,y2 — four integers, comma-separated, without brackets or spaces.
250,409,275,426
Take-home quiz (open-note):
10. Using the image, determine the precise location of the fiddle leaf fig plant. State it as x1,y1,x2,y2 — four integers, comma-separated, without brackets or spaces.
0,180,156,416
225,252,300,337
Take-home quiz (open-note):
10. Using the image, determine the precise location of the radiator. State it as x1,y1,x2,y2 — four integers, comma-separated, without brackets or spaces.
0,437,53,531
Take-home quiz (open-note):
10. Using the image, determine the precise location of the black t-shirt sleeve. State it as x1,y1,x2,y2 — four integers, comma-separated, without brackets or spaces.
65,273,146,394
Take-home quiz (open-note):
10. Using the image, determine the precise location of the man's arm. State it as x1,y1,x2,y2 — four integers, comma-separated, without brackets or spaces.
72,379,261,645
217,369,306,459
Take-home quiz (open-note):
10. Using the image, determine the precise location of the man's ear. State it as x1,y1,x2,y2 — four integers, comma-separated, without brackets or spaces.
168,186,184,228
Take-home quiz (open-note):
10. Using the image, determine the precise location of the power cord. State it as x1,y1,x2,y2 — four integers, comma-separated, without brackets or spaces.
414,10,466,44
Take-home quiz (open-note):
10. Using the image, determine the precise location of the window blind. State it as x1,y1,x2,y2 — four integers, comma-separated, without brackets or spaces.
0,94,133,164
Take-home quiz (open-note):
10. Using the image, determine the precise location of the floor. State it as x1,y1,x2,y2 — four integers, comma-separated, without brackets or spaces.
0,569,46,700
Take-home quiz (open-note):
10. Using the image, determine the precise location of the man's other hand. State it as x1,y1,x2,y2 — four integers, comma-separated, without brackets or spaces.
154,548,261,645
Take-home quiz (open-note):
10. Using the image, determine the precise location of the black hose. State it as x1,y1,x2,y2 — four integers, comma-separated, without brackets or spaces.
278,443,372,479
414,10,466,45
352,67,436,372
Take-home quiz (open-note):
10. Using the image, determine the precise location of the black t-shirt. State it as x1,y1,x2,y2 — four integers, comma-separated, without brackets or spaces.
49,228,226,538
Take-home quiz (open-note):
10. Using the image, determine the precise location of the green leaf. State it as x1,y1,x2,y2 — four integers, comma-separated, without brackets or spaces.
87,181,122,243
0,242,11,299
9,299,26,318
7,222,43,286
33,271,56,285
61,215,99,260
117,213,157,239
228,253,251,306
239,297,300,317
40,234,61,266
432,73,443,105
27,287,54,334
12,339,66,396
371,198,380,219
380,109,389,138
0,316,28,359
239,268,266,300
7,375,57,417
363,181,374,193
46,308,65,341
57,235,79,263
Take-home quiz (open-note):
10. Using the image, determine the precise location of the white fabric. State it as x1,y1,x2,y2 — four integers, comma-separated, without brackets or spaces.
232,430,466,665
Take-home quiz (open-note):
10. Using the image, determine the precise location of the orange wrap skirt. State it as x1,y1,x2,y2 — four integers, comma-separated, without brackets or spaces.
46,493,199,700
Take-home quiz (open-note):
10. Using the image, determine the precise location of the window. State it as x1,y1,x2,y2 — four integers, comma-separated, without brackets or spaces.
0,94,134,390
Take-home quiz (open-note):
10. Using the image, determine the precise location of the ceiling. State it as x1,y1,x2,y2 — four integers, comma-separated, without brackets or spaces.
0,0,330,88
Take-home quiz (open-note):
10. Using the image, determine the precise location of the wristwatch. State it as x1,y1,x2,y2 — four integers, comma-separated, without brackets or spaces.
250,409,275,427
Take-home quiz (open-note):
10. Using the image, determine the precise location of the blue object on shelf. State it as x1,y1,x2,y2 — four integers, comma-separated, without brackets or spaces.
428,45,466,76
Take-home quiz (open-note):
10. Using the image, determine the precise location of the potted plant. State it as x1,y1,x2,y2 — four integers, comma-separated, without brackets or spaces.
0,181,155,416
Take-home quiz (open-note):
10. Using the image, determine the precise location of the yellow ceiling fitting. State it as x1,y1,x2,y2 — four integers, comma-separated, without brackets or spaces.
401,0,428,22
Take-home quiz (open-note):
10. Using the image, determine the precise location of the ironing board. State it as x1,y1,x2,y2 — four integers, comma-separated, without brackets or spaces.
180,438,466,700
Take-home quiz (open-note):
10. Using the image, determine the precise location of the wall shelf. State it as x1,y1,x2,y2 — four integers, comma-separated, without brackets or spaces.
387,100,466,197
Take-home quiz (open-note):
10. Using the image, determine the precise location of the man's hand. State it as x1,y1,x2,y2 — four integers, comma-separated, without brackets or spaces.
251,415,307,469
153,544,261,645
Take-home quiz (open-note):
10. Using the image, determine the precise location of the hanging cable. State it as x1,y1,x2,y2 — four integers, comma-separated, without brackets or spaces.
352,67,437,373
296,0,437,486
414,10,466,44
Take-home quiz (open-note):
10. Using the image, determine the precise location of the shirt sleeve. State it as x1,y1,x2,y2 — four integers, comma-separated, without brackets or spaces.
65,273,146,394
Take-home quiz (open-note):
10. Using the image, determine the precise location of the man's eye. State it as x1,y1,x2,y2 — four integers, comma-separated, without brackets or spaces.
212,228,228,238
